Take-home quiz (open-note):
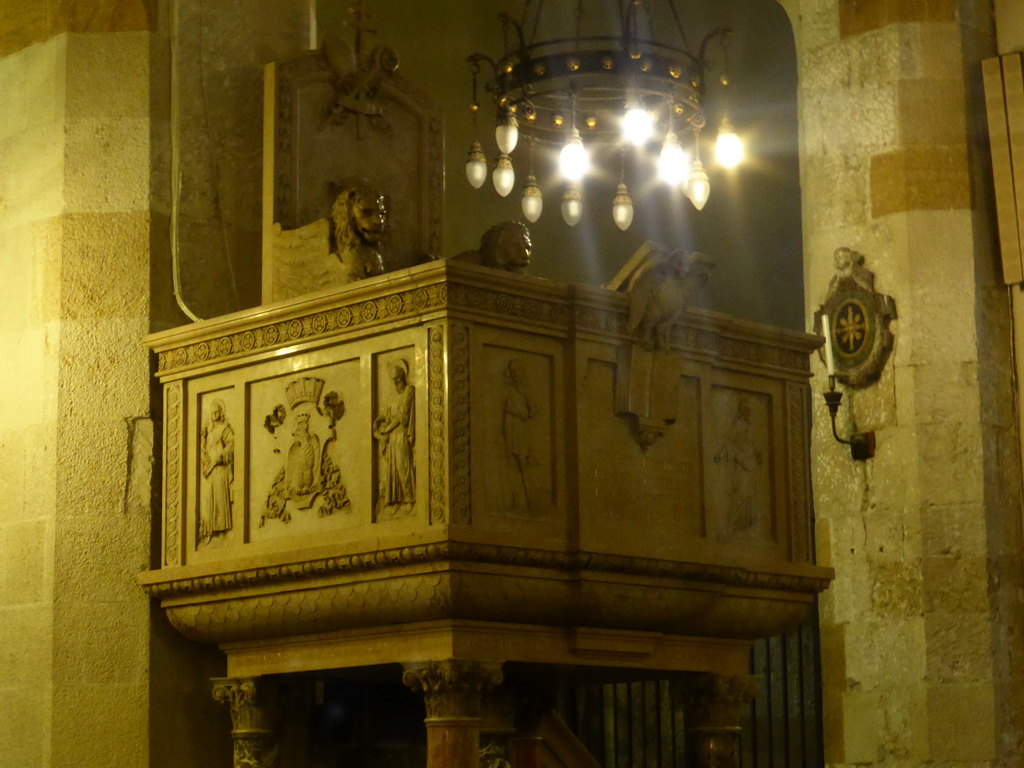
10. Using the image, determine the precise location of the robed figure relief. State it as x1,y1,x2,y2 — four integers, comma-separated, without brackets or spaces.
502,358,535,513
712,394,769,540
373,359,415,520
262,377,351,525
199,399,234,546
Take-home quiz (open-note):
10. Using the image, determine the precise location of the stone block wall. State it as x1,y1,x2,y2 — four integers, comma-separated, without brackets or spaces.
785,0,1024,765
0,9,190,767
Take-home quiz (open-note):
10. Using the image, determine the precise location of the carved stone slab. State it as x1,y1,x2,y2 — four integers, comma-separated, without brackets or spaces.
261,46,444,302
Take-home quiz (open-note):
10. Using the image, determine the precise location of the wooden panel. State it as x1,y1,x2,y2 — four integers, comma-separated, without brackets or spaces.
982,57,1022,284
1001,54,1024,284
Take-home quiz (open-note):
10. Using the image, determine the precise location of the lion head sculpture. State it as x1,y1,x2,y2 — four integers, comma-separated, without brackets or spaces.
478,221,532,274
330,183,387,280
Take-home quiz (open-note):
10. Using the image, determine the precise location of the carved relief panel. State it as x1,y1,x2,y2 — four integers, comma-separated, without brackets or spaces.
707,385,776,546
196,390,241,551
372,348,419,522
249,361,365,543
187,387,244,557
470,328,565,542
173,332,427,566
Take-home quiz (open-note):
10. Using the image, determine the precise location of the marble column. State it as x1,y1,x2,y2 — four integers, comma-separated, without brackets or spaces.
403,659,504,768
211,676,280,768
675,673,758,768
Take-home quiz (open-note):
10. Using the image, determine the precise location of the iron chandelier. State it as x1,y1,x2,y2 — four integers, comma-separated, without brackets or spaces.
465,0,741,229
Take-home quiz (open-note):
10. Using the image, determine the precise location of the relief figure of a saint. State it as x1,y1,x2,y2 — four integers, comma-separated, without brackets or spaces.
200,399,234,544
502,358,535,513
373,359,415,519
714,398,763,532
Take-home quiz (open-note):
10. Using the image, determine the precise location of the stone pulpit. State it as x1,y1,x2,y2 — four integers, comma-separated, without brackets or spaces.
141,21,831,767
141,258,833,767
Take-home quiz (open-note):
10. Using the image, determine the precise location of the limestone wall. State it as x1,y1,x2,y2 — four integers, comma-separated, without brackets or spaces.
0,32,66,768
789,0,1024,765
0,13,227,768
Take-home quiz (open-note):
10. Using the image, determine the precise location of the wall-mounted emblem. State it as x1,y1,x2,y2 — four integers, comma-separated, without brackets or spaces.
815,248,896,387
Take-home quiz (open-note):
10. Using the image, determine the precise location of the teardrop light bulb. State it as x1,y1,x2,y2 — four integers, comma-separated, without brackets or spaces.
559,128,589,181
492,154,515,198
561,183,583,226
521,175,543,223
622,107,654,146
716,117,743,168
686,160,711,211
495,109,519,155
612,183,634,231
658,131,688,185
465,140,487,189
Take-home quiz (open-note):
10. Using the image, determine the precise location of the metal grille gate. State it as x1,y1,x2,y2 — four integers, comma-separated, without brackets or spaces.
563,600,824,768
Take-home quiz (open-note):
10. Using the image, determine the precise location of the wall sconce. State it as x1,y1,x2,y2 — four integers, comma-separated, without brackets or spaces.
821,315,875,461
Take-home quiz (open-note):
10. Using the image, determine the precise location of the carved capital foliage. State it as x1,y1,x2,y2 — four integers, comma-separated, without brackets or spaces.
674,672,758,729
673,673,758,768
402,659,504,719
211,677,280,768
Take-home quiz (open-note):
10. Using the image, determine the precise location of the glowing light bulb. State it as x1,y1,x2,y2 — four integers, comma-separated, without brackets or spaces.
612,183,634,231
495,109,519,155
465,141,487,189
561,183,582,226
658,131,688,185
521,175,543,222
492,154,515,197
558,128,589,181
686,160,711,211
622,107,654,146
715,118,743,168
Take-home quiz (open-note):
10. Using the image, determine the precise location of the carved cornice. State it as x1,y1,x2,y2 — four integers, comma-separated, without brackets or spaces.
402,659,504,719
154,283,450,375
149,266,814,379
141,542,832,600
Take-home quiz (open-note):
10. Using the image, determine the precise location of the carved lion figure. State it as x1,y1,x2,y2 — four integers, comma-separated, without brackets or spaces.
453,221,532,274
330,183,387,281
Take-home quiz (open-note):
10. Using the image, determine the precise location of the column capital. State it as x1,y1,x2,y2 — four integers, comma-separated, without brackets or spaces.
402,659,504,719
673,673,759,768
211,676,280,768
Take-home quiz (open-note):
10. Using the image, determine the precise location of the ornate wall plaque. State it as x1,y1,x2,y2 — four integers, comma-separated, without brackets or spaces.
816,247,897,387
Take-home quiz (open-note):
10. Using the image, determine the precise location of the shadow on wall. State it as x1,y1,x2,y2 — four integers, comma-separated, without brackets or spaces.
320,0,803,329
160,0,800,330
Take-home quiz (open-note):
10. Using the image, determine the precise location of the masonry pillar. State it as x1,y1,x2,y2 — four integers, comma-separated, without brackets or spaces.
403,659,504,768
785,0,1024,764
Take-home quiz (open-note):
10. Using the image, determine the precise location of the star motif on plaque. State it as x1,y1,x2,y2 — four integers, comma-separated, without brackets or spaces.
815,248,897,387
